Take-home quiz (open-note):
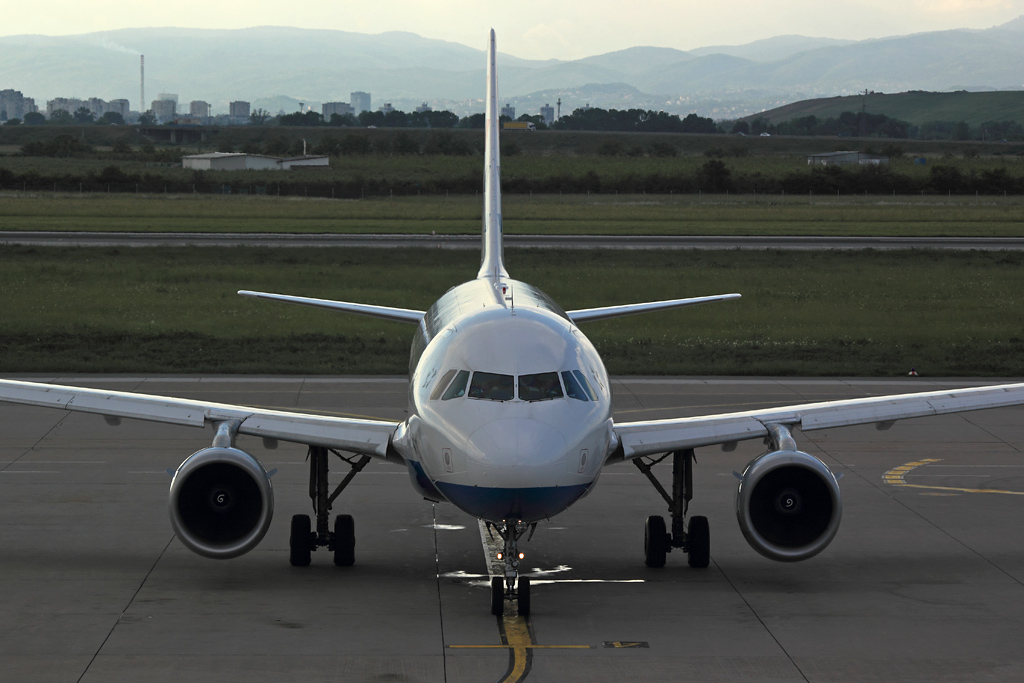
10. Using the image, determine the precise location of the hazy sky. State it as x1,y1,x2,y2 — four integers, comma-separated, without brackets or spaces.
4,0,1023,60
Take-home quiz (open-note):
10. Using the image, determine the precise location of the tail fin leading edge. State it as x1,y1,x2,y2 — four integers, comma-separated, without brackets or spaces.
477,29,509,281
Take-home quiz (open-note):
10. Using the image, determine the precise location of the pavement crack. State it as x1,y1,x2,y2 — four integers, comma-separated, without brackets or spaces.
4,411,74,470
434,504,449,683
75,534,175,683
714,558,811,683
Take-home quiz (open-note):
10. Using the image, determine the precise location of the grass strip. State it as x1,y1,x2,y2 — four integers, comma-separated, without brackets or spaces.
1,194,1023,236
3,246,1024,376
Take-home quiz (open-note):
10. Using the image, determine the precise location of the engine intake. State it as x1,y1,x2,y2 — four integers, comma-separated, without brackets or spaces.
736,450,842,562
169,447,274,559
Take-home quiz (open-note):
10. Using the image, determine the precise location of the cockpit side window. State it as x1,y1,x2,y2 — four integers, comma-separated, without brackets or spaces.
561,371,589,402
519,372,564,402
572,370,599,401
430,368,459,400
468,372,514,401
441,370,471,400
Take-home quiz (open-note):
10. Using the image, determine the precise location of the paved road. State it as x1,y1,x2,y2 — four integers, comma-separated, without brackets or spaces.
2,375,1023,682
5,231,1024,250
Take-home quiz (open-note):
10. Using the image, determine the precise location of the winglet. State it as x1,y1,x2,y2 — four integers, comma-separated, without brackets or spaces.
477,29,509,281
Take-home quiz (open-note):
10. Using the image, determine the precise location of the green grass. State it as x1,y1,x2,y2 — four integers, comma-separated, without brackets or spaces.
2,193,1024,236
754,91,1024,129
3,246,1024,376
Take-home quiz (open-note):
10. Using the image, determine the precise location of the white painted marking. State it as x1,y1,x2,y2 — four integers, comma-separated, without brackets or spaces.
478,519,504,579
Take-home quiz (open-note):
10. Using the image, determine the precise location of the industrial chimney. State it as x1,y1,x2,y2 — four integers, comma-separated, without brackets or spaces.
140,55,145,114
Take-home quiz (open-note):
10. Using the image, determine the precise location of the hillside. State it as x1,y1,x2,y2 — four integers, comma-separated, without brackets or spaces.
1,18,1023,119
744,91,1024,128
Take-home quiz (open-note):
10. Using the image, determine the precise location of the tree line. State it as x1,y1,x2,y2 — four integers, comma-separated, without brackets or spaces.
728,111,1024,141
2,158,1020,198
275,105,721,134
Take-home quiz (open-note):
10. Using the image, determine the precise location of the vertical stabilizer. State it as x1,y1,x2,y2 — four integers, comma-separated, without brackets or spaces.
477,29,509,281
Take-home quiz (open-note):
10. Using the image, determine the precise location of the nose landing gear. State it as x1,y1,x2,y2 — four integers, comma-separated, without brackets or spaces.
486,520,535,616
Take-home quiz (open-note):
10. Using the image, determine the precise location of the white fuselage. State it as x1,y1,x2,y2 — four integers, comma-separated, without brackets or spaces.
391,277,616,522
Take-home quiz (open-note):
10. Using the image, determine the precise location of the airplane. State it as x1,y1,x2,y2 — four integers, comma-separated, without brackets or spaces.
4,30,1024,618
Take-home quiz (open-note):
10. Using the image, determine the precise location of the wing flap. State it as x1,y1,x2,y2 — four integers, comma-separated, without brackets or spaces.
614,415,767,461
66,392,207,427
614,382,1024,460
238,412,392,457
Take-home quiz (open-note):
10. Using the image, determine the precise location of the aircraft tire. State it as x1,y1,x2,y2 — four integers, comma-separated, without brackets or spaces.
645,515,668,568
289,514,312,567
490,577,505,616
517,576,531,616
333,514,355,567
687,516,710,568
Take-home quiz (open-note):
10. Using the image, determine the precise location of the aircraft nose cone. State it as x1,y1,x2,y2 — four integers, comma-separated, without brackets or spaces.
467,418,567,469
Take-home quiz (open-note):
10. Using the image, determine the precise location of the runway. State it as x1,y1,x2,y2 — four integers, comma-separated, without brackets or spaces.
5,231,1024,250
2,376,1024,682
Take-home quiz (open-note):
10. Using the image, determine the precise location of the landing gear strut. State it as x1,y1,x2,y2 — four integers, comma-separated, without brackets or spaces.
634,449,710,568
486,520,535,616
289,445,370,567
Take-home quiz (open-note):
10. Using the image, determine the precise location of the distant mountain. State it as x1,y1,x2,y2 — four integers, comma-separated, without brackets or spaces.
689,35,855,62
995,15,1024,31
1,19,1023,119
574,46,693,74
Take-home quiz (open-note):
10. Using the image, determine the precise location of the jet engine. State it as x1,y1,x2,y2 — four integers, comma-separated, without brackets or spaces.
735,449,842,562
169,447,274,559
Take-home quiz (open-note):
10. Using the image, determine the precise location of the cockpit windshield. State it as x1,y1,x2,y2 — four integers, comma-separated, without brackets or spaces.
432,368,598,403
519,372,563,401
468,372,515,401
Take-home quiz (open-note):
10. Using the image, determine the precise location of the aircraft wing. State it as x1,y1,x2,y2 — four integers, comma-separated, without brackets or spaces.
0,379,400,460
611,382,1024,461
238,290,424,324
567,293,740,324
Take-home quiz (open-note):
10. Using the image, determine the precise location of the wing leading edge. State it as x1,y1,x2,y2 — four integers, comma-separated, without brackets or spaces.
238,290,424,324
611,381,1024,461
0,379,400,461
568,293,741,323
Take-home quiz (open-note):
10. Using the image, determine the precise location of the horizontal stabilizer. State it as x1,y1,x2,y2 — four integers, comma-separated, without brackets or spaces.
567,293,741,323
238,290,424,324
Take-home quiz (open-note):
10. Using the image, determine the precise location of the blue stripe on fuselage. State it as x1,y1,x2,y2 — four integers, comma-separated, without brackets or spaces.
435,480,593,522
407,460,446,503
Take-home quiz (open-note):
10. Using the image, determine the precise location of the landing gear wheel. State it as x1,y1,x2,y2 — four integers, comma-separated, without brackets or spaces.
490,577,505,616
289,514,312,567
333,514,355,567
517,576,531,616
644,515,668,568
687,515,710,568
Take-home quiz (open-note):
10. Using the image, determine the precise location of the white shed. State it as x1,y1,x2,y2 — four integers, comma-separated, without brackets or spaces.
182,153,285,171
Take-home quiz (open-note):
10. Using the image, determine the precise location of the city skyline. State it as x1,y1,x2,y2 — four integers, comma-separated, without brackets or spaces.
3,1,1023,61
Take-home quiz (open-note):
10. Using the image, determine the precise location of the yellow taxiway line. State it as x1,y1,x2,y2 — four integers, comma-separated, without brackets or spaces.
883,458,1024,496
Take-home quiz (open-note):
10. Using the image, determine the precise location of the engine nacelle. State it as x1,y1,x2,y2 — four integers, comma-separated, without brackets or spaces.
736,450,842,562
169,447,274,559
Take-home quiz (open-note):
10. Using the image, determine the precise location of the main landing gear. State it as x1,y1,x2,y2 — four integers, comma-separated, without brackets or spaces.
487,520,535,617
634,449,710,569
289,445,370,567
